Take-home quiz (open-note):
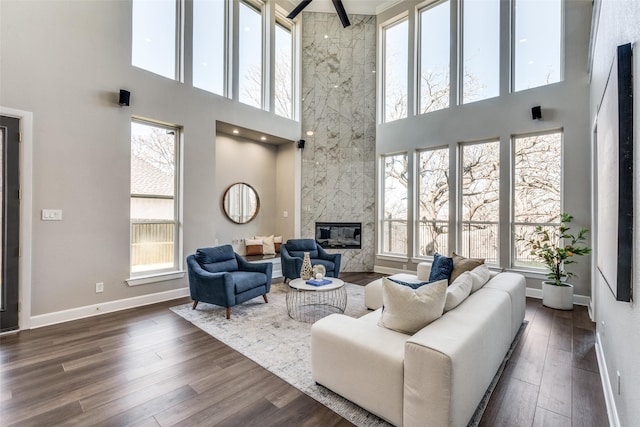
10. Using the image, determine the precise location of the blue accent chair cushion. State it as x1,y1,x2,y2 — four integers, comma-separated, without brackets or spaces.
187,244,272,319
280,239,342,281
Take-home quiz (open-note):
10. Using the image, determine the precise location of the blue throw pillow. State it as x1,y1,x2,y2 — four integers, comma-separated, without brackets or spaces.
429,253,453,282
388,277,431,290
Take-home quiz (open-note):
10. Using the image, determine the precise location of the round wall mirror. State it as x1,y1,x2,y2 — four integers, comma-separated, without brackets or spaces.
223,182,260,224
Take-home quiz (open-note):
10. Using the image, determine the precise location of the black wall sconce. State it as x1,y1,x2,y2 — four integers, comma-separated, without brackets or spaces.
119,89,131,107
297,139,305,149
531,105,542,120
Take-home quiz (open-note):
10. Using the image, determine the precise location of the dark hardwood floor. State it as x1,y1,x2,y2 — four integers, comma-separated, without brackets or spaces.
1,273,608,426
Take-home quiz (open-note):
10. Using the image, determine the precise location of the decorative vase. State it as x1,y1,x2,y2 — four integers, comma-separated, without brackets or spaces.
300,252,313,280
312,264,326,279
542,281,574,310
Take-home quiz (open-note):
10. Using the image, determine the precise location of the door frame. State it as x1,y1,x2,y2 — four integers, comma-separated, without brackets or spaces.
0,107,33,331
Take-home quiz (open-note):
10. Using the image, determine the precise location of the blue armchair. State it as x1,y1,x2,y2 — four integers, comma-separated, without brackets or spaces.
187,245,272,319
280,239,341,282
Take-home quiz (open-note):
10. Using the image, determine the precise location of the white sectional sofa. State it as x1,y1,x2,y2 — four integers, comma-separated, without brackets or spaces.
310,264,526,427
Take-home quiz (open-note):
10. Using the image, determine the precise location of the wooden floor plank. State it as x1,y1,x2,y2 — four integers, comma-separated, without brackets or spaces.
532,406,572,427
537,347,573,417
572,367,609,427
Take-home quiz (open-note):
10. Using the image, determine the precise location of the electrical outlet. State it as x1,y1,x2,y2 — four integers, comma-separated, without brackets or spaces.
96,282,104,293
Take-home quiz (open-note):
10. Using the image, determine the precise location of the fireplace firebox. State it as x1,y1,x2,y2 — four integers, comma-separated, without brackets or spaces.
315,222,361,249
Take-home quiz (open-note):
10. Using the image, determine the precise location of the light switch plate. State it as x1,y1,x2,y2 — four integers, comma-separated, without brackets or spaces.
42,209,63,221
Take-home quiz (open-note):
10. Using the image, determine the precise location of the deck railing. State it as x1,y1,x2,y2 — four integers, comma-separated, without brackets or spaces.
416,220,448,256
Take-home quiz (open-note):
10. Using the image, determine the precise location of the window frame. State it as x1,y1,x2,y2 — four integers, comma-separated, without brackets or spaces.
192,0,229,96
237,0,265,109
417,0,451,115
379,152,409,257
274,15,294,119
380,14,409,124
457,138,501,264
459,0,501,104
131,0,184,81
414,146,450,259
511,0,564,92
510,129,564,270
128,118,183,284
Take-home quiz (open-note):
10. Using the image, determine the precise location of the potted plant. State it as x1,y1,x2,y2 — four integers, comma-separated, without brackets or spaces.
521,212,592,310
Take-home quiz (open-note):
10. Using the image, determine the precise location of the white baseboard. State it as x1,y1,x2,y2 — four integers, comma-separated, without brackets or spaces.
29,287,190,329
595,332,621,427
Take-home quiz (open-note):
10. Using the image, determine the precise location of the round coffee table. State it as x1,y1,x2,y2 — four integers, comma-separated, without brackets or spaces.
286,277,347,322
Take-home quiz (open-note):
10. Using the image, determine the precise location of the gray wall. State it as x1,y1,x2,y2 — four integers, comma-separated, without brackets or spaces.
215,133,294,252
0,0,299,316
300,12,377,271
374,0,593,298
589,0,640,424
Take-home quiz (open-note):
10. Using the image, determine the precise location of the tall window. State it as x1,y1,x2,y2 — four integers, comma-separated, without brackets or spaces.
462,0,499,103
132,0,179,80
383,19,408,123
417,148,449,257
419,0,450,114
460,141,500,263
275,21,293,119
238,1,263,108
193,0,226,95
130,120,180,275
512,131,562,267
381,154,408,255
513,0,562,91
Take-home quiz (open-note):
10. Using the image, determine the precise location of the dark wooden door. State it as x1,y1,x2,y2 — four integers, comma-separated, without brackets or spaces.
1,115,20,332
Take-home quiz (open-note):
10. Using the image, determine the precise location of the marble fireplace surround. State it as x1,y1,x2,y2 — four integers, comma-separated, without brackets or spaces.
300,12,376,272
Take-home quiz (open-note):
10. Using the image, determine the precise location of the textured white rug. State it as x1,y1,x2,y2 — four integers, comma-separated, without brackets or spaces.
170,281,391,427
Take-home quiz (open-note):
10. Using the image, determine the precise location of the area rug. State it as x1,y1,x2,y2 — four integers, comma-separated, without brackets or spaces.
170,282,527,427
170,282,389,426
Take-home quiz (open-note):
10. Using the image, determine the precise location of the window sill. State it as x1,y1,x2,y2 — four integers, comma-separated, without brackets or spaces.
126,270,186,286
505,267,548,280
376,254,410,263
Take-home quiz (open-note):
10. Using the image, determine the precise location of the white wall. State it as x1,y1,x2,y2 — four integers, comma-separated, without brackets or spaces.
374,0,593,298
589,1,640,425
0,0,300,318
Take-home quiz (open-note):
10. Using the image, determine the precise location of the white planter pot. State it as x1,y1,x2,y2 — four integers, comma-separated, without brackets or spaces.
542,281,574,310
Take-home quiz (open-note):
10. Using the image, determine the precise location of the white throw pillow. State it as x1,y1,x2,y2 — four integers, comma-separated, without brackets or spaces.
468,264,491,293
255,234,275,255
444,271,473,312
378,277,447,335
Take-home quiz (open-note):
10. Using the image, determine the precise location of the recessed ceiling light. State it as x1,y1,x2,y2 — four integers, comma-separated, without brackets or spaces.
306,130,314,136
232,129,239,134
324,34,329,39
260,136,267,141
